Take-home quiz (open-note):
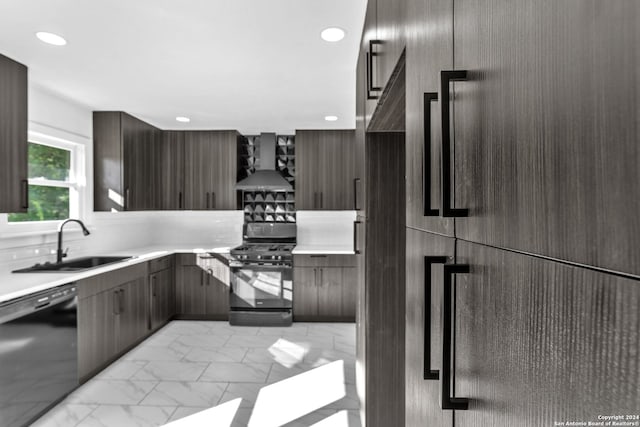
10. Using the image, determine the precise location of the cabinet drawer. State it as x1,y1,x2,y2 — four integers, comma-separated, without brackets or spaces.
78,262,148,300
294,254,356,267
149,255,173,273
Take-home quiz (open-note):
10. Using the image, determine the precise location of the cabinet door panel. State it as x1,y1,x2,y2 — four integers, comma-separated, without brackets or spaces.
205,275,230,318
341,267,357,320
293,267,318,319
405,229,455,427
160,131,184,210
319,131,355,210
78,291,117,381
294,131,321,210
0,54,27,213
176,265,206,314
122,113,158,211
405,0,454,236
210,132,238,210
117,278,148,352
183,131,214,210
454,241,640,426
151,268,174,330
453,0,640,275
317,267,342,318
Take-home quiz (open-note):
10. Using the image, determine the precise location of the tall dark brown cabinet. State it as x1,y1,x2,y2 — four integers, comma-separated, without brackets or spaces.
93,112,160,211
397,1,640,426
0,53,28,214
294,130,356,210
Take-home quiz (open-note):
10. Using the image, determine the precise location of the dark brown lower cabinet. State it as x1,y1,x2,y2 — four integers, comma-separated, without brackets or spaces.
175,254,229,319
149,256,176,331
293,255,357,322
77,264,149,381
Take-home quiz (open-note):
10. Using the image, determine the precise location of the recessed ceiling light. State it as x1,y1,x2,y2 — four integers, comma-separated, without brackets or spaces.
320,27,346,42
324,115,338,122
35,31,67,46
176,116,190,123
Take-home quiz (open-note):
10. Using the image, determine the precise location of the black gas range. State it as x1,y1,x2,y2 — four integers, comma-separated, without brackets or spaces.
228,223,296,326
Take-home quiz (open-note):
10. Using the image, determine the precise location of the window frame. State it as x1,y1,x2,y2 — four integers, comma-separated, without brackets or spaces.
0,130,88,236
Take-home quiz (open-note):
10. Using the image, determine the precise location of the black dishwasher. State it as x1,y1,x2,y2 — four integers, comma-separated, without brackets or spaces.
0,283,78,427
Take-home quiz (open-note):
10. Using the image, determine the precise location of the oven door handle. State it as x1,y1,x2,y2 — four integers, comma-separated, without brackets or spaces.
230,264,292,271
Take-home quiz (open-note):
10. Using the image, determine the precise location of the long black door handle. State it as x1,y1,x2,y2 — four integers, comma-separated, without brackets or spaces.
424,256,448,380
353,221,362,255
440,70,469,217
21,179,29,210
366,40,382,99
423,93,439,216
113,290,120,315
178,191,183,210
440,263,470,410
353,178,360,211
212,192,216,209
119,289,125,314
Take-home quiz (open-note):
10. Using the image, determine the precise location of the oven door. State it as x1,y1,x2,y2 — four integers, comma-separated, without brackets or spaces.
230,264,292,310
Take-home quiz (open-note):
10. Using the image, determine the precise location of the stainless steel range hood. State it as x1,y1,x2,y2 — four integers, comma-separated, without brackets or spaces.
236,133,293,191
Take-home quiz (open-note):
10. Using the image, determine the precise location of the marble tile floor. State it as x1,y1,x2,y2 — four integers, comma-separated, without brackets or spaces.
32,321,361,427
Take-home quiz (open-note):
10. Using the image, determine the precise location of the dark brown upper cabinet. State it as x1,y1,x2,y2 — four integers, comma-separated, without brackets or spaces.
403,0,455,237
451,0,640,276
95,113,239,211
361,0,406,131
294,130,355,210
0,53,28,214
93,112,160,211
183,131,238,210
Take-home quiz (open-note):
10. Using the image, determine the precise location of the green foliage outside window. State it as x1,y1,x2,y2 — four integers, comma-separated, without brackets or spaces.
8,143,72,222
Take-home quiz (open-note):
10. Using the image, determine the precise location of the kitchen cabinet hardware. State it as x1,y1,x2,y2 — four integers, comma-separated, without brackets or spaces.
441,263,470,410
423,93,439,216
212,192,216,209
353,178,361,210
440,70,469,217
354,221,362,255
178,191,183,209
366,40,383,99
21,179,28,209
423,256,448,380
119,289,125,314
113,290,120,315
310,255,328,258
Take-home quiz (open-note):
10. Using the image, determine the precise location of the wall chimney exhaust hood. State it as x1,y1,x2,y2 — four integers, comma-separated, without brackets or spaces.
236,133,293,191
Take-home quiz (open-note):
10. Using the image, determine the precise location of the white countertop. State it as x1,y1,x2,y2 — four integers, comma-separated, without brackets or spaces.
0,244,235,304
292,245,355,255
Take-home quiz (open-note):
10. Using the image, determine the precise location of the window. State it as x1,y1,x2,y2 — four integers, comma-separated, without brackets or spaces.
9,142,76,222
0,129,87,234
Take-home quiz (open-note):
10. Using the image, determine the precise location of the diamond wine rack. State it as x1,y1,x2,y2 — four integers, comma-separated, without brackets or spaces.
237,135,296,223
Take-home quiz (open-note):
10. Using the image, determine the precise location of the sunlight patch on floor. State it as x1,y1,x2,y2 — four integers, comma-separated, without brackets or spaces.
248,360,346,427
162,398,241,427
268,338,308,368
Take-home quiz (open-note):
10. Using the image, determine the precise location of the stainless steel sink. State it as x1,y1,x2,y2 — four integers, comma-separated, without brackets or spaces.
12,256,133,273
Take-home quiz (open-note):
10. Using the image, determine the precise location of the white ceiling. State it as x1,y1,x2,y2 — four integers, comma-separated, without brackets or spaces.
0,0,366,134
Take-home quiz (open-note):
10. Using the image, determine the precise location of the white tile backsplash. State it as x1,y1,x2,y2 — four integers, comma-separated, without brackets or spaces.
295,211,356,248
0,211,243,267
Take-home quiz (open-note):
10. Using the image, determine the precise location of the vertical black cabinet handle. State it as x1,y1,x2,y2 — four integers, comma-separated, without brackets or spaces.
353,178,361,211
113,290,120,315
21,179,29,209
440,70,469,217
353,221,362,255
423,93,439,216
367,40,383,100
319,192,323,209
423,256,448,380
178,191,183,210
440,263,470,410
212,192,216,209
119,289,125,314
